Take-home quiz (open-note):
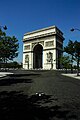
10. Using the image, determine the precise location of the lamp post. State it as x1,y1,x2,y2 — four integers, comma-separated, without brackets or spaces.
70,28,80,32
70,28,80,76
0,25,7,30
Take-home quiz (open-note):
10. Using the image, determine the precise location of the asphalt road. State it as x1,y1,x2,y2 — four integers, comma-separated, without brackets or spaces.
0,70,80,120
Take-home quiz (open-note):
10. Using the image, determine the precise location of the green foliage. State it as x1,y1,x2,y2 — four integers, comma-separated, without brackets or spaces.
64,40,75,55
59,55,71,69
7,61,22,68
64,40,80,75
0,61,22,69
0,29,6,36
74,41,80,59
0,31,19,63
64,40,80,60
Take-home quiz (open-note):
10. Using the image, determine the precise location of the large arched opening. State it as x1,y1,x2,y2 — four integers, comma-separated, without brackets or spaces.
33,44,43,69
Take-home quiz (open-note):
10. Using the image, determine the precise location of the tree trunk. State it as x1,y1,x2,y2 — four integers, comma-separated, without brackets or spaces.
77,57,79,76
71,55,73,73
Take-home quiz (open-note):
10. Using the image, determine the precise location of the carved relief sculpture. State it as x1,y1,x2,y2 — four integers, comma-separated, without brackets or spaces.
45,41,54,47
47,52,53,62
25,55,29,63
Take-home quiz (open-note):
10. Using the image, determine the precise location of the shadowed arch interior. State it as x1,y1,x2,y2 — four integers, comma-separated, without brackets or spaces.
33,44,43,69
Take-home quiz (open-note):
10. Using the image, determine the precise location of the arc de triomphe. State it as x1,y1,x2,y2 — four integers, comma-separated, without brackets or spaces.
23,26,64,69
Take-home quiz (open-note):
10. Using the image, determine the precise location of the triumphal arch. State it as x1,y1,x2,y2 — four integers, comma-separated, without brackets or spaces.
23,26,64,69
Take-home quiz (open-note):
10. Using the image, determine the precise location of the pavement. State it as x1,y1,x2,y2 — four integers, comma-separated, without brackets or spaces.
62,73,80,80
0,72,13,77
0,71,80,80
0,70,80,119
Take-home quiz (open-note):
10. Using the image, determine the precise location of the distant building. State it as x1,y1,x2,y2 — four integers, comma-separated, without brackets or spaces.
23,26,64,69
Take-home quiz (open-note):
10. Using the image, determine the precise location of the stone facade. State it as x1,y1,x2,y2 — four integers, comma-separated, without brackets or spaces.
23,26,64,69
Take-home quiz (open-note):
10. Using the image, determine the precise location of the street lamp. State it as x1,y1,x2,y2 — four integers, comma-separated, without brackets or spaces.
70,28,80,32
0,25,7,30
70,28,80,76
3,25,7,30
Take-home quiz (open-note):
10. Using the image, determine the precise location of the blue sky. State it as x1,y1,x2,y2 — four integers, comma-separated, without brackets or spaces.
0,0,80,63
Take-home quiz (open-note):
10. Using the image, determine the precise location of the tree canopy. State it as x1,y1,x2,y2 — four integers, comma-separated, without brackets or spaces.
59,55,71,69
64,40,80,75
0,29,19,63
64,40,75,55
64,40,80,60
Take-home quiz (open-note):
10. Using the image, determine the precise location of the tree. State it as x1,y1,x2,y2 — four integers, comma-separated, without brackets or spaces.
59,55,71,73
0,28,6,36
5,61,22,69
64,40,80,75
74,41,80,76
0,34,19,65
64,40,75,73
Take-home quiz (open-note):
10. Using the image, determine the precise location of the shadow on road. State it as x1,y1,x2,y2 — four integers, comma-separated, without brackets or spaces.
0,78,32,86
0,91,78,120
0,73,41,86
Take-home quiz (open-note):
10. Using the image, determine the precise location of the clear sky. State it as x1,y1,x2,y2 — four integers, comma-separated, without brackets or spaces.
0,0,80,63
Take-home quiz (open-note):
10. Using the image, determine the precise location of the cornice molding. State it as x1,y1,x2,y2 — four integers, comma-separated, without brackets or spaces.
23,32,56,42
24,25,56,36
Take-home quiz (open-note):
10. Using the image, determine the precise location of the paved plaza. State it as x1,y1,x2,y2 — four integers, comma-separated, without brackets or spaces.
0,70,80,120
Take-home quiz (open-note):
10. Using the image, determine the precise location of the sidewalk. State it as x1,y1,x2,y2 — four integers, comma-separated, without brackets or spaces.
0,72,13,78
0,71,80,80
62,73,80,80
